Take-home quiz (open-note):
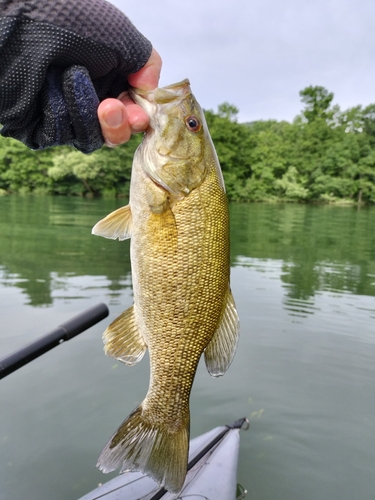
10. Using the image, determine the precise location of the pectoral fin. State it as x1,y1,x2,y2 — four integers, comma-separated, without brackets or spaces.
204,288,240,377
92,205,132,240
103,305,147,365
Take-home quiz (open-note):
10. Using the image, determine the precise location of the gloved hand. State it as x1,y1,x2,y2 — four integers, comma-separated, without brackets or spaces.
0,0,153,153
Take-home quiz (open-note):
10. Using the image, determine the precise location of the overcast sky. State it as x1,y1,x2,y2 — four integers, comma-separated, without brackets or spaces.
111,0,375,123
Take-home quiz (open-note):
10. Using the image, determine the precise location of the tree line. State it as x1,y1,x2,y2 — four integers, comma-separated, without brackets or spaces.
1,86,375,204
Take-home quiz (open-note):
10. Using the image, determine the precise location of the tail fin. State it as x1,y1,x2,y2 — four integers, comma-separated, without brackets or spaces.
96,405,190,494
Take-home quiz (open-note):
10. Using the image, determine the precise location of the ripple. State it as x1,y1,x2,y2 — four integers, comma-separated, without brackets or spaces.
283,297,320,318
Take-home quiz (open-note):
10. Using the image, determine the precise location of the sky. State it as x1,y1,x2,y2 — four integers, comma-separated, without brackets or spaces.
110,0,375,124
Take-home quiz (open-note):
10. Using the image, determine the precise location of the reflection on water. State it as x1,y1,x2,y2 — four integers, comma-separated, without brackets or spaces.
0,197,374,500
230,202,375,301
0,196,132,306
1,198,375,308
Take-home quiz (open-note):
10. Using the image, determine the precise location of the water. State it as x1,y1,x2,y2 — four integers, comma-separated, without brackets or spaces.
0,196,374,500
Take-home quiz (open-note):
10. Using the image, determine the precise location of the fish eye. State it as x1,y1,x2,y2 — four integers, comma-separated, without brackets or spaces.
185,116,201,133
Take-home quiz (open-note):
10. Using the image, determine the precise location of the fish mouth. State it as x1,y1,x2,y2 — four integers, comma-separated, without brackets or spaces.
154,78,191,101
161,78,190,90
130,79,191,106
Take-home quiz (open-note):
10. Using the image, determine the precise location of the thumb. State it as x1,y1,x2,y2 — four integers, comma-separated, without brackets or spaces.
127,48,162,91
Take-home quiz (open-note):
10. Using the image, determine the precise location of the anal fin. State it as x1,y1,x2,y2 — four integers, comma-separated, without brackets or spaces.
103,305,147,365
204,287,240,377
92,205,132,241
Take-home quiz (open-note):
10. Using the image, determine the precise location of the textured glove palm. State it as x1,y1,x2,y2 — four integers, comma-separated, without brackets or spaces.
0,0,152,153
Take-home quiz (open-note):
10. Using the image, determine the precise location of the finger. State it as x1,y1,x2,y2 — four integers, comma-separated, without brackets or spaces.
97,98,131,146
98,49,162,145
128,48,162,91
118,92,149,133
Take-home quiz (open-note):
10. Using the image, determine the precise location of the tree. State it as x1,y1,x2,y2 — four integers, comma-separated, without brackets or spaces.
216,103,239,122
299,86,334,123
48,135,140,196
204,106,252,200
1,91,375,205
0,137,53,193
361,104,375,145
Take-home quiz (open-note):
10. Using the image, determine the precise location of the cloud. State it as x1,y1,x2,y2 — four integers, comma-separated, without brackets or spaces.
111,0,375,123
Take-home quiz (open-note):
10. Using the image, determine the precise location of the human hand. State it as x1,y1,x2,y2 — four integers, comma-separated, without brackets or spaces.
98,49,162,147
0,0,160,153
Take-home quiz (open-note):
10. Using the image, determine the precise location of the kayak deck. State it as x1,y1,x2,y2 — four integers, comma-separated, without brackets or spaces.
79,417,248,500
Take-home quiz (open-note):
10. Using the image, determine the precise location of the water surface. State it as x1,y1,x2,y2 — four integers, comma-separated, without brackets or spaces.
0,197,374,499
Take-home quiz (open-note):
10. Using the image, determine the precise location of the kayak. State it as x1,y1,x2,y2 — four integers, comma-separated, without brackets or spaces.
79,417,249,500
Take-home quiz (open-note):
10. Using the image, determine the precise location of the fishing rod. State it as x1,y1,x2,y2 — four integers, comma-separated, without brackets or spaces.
0,302,109,380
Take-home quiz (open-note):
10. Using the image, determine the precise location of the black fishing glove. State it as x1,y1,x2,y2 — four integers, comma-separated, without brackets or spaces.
0,0,152,153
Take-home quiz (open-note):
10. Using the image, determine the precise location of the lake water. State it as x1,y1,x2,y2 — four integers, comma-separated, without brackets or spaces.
0,196,374,500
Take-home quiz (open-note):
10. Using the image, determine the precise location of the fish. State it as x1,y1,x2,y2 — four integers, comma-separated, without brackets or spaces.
92,79,240,494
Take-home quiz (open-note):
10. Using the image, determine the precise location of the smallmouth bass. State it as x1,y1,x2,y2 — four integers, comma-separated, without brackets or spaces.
92,79,240,494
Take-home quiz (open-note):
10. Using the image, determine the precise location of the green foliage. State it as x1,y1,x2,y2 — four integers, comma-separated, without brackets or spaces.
1,85,375,204
0,133,141,197
299,86,334,122
47,136,140,197
0,137,53,193
204,109,251,200
217,102,239,122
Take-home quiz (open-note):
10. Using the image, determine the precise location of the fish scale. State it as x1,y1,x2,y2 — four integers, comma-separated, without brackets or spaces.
92,79,239,494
